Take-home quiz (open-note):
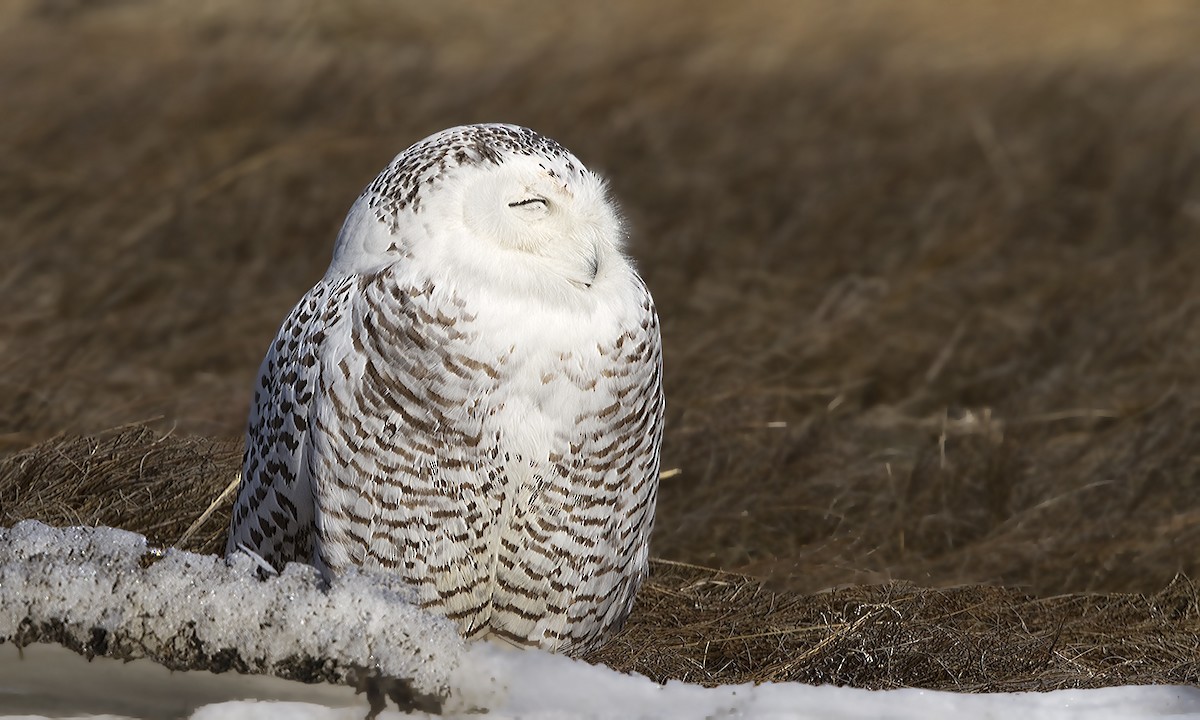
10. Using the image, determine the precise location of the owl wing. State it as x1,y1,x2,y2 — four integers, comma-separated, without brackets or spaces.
227,276,356,570
306,269,499,629
575,279,665,636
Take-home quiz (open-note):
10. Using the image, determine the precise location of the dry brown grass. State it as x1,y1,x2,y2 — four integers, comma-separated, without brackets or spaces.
3,0,1200,692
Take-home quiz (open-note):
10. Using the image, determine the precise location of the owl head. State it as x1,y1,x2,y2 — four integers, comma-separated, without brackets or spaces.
326,124,626,301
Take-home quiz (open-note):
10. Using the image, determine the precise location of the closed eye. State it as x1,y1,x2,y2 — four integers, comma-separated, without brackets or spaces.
508,197,547,208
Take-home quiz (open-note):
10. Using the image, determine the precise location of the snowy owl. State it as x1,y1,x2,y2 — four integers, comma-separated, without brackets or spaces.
226,123,664,655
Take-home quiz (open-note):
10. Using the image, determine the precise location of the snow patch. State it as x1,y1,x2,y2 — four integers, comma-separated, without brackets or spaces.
0,521,465,702
3,521,1200,719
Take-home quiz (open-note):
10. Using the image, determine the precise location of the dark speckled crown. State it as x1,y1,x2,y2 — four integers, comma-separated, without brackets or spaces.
364,124,581,233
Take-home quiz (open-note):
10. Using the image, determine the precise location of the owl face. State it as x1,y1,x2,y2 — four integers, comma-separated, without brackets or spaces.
452,150,620,290
329,124,626,302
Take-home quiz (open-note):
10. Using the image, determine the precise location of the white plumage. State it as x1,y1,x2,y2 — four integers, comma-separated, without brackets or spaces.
226,124,664,655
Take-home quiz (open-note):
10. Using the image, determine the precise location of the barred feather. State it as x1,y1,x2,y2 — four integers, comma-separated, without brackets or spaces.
227,124,664,654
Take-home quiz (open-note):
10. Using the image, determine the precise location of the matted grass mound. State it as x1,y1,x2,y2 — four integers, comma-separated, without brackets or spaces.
596,565,1200,690
0,428,239,553
4,428,1199,691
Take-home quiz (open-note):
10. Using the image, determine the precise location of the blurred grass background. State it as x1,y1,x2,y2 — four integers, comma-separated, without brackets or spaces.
2,0,1200,600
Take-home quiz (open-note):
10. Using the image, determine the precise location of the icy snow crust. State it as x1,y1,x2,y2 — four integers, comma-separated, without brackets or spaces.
8,643,1200,719
4,521,1200,719
0,521,466,703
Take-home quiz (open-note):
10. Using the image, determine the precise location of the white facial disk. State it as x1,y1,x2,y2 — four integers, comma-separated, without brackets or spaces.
329,124,625,299
456,153,620,289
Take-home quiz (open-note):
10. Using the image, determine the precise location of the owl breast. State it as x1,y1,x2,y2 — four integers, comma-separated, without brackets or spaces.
310,264,663,654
